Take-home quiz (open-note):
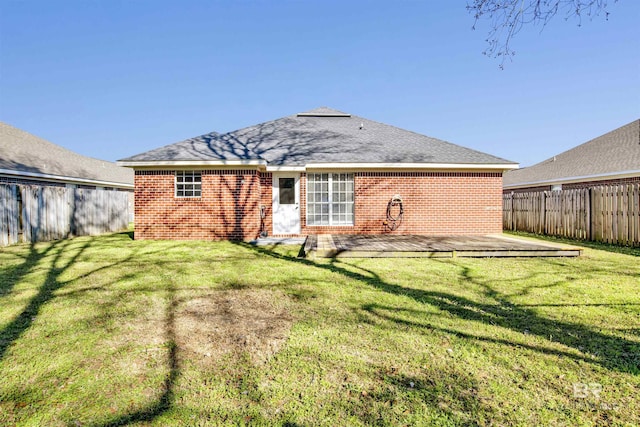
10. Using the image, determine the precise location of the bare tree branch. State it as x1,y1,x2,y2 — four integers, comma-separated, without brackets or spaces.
467,0,615,68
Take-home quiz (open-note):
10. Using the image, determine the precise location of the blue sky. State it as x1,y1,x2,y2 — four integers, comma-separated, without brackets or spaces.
1,0,638,167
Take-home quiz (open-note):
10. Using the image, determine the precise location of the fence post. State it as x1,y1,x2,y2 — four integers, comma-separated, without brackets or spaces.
511,192,517,231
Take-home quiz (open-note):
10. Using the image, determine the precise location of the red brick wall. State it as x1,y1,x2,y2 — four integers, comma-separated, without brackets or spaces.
503,185,552,193
297,172,503,236
134,170,261,240
563,176,640,189
135,169,504,240
259,172,273,236
503,176,640,193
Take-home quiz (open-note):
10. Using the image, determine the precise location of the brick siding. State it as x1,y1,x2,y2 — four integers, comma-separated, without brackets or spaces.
503,176,640,193
134,169,504,240
0,176,133,198
259,172,273,236
134,170,261,240
298,171,503,236
0,176,66,187
503,185,553,193
562,176,640,189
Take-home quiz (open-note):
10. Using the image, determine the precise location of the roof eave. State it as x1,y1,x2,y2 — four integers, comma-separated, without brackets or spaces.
504,169,640,189
116,160,518,172
0,168,134,189
117,159,268,169
304,162,519,171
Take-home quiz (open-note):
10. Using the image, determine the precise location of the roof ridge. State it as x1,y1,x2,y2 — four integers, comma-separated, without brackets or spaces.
2,121,116,165
504,118,640,187
297,107,351,117
524,118,640,169
1,121,133,185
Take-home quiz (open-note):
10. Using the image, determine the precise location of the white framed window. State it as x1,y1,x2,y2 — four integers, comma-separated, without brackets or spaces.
306,173,354,226
175,171,202,197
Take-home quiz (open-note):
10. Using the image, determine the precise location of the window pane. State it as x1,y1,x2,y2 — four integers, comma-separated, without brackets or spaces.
307,172,354,226
176,171,202,197
279,178,295,204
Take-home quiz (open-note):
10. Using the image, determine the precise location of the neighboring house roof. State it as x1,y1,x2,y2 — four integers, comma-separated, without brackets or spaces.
0,121,134,188
119,107,517,170
504,119,640,189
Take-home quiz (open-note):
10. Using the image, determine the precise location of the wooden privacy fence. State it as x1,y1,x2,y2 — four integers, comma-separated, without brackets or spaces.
503,184,640,246
0,183,130,246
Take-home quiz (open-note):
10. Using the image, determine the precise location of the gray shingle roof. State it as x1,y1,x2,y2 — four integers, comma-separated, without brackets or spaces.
0,121,133,187
119,108,516,167
504,119,640,188
121,131,257,162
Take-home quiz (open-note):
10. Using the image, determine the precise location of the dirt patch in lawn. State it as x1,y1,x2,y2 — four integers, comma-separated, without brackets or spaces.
174,288,294,367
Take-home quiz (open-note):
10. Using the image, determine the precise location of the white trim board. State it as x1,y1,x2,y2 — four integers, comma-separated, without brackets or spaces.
119,162,518,173
0,168,134,189
504,169,640,189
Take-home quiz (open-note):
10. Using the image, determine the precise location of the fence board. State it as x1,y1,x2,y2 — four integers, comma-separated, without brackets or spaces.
1,183,130,246
504,183,640,246
0,185,10,245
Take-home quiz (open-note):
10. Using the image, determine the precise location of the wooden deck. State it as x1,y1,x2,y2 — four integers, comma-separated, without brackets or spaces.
303,234,582,258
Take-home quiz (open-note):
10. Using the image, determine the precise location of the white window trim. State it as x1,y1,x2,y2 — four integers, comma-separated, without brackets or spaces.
306,173,354,226
175,170,202,198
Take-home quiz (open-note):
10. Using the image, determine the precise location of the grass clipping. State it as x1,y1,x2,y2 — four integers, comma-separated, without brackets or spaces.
174,288,294,367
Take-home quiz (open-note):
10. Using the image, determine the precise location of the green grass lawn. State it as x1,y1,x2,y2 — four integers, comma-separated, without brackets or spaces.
0,232,638,426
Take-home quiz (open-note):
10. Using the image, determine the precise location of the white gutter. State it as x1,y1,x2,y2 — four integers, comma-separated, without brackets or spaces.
504,169,640,189
265,166,306,172
117,161,518,172
305,162,519,171
116,159,267,168
0,168,134,189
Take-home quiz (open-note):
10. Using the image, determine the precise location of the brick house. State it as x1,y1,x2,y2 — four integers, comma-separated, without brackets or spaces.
118,108,517,241
504,119,640,193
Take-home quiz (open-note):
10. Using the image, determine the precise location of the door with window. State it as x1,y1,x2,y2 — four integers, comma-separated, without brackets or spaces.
272,173,300,234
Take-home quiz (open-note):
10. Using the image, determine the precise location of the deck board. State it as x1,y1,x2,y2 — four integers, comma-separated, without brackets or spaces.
303,234,582,258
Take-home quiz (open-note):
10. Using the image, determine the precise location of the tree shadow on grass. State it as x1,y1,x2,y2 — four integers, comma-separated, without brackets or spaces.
239,243,640,375
0,234,185,426
506,232,640,258
362,261,639,375
89,278,179,427
0,238,94,361
0,243,50,302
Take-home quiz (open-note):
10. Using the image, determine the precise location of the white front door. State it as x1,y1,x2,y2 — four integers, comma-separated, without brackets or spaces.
272,173,300,235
